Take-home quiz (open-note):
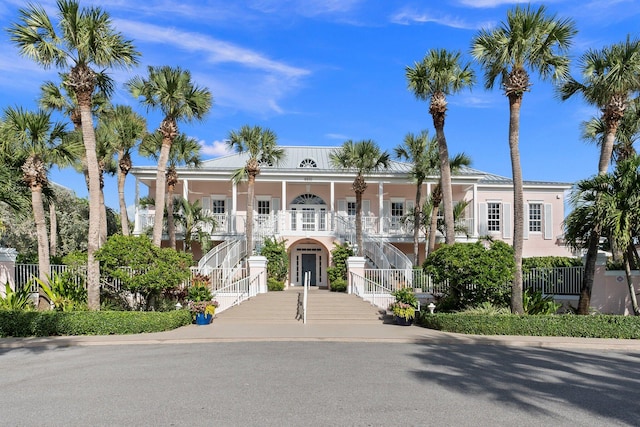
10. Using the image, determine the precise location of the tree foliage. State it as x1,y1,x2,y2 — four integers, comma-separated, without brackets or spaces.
259,237,288,282
95,235,193,310
423,241,515,311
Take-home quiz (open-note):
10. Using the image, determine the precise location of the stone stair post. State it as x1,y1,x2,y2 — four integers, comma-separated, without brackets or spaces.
0,248,17,296
248,255,268,294
346,256,366,294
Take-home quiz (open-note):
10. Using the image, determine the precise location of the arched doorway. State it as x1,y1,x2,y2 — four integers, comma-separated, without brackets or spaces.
289,239,329,287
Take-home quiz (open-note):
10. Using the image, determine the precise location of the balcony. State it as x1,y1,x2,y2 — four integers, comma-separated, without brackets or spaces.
133,209,475,241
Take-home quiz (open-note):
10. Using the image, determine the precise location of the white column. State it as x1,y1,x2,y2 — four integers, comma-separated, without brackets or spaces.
281,180,287,208
473,183,478,237
248,256,269,294
182,179,189,201
330,181,335,211
378,182,384,234
346,256,366,294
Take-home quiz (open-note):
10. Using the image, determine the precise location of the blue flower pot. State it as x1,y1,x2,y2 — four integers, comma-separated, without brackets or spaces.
195,313,213,325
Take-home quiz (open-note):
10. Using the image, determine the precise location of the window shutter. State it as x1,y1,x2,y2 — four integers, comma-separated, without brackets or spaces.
523,203,529,240
406,200,415,214
272,197,280,214
544,203,553,240
383,200,390,233
225,198,231,213
502,203,512,239
362,200,371,215
202,196,211,212
478,202,487,235
337,199,346,214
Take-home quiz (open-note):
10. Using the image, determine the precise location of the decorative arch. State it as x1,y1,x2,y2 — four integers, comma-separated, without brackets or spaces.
291,193,326,205
299,158,317,168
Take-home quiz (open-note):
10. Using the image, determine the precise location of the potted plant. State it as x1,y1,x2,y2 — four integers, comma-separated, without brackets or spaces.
188,300,219,325
187,280,217,325
389,287,419,326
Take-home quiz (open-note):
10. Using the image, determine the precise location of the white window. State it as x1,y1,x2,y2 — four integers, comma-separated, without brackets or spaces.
487,202,501,232
347,201,357,216
391,202,404,219
211,199,225,214
529,203,542,232
257,200,270,215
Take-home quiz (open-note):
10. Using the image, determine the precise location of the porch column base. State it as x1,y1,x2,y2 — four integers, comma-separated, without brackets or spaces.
248,256,268,293
346,256,366,294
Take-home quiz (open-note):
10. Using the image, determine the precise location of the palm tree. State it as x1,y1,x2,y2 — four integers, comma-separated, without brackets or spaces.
99,105,147,236
394,130,437,266
426,152,472,255
565,157,640,315
406,48,475,246
174,198,217,253
471,4,576,314
127,65,212,247
330,140,390,257
227,125,285,255
140,132,202,249
559,37,640,314
9,0,140,310
2,107,79,308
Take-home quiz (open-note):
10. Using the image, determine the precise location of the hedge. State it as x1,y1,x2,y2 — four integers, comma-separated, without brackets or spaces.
0,310,192,337
417,313,640,339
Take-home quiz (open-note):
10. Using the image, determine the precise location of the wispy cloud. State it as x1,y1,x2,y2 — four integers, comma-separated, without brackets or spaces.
325,133,349,140
456,0,529,8
200,139,232,157
248,0,363,17
390,7,492,30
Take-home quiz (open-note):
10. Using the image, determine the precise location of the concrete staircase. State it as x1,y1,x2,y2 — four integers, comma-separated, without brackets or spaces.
215,287,386,324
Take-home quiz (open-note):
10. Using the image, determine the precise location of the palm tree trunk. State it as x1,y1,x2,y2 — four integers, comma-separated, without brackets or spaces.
152,138,171,247
49,200,57,257
509,94,524,314
428,204,439,255
247,174,255,255
117,163,130,236
433,123,455,245
577,127,618,314
413,182,422,266
623,251,640,315
167,186,176,250
79,104,102,310
32,187,50,310
355,190,363,257
99,180,107,246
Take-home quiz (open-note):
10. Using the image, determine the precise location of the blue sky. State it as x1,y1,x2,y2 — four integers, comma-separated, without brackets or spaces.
1,0,640,212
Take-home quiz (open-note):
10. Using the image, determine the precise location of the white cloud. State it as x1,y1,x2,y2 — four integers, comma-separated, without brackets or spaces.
325,133,349,140
390,8,491,30
456,0,529,8
200,139,232,157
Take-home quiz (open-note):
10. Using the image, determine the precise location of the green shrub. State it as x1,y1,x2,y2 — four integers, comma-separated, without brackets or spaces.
523,256,582,271
267,277,285,291
391,287,418,308
0,310,192,337
0,283,35,311
34,272,87,311
329,278,347,292
328,242,354,282
461,302,511,315
523,289,561,315
96,235,193,310
423,241,514,311
187,284,213,302
417,313,640,339
260,237,289,281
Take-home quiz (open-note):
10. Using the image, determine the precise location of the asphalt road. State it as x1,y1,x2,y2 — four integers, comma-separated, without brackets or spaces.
1,342,639,426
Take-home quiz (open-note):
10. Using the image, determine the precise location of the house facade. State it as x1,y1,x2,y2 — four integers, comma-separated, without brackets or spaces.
130,146,573,287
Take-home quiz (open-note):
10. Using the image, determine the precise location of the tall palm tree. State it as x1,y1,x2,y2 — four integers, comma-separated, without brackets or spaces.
9,0,140,310
140,132,202,249
99,105,147,236
227,125,284,255
559,37,640,314
406,48,475,246
127,65,212,247
330,140,390,257
472,4,576,314
394,130,436,266
93,124,119,244
427,152,472,255
2,107,79,308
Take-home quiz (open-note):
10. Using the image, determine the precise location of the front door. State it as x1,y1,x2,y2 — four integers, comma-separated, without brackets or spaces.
301,253,317,286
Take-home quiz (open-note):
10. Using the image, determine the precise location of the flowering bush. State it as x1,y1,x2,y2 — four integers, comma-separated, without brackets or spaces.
389,302,416,321
188,300,218,316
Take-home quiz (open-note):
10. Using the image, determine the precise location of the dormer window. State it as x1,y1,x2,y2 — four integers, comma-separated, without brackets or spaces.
299,158,317,168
